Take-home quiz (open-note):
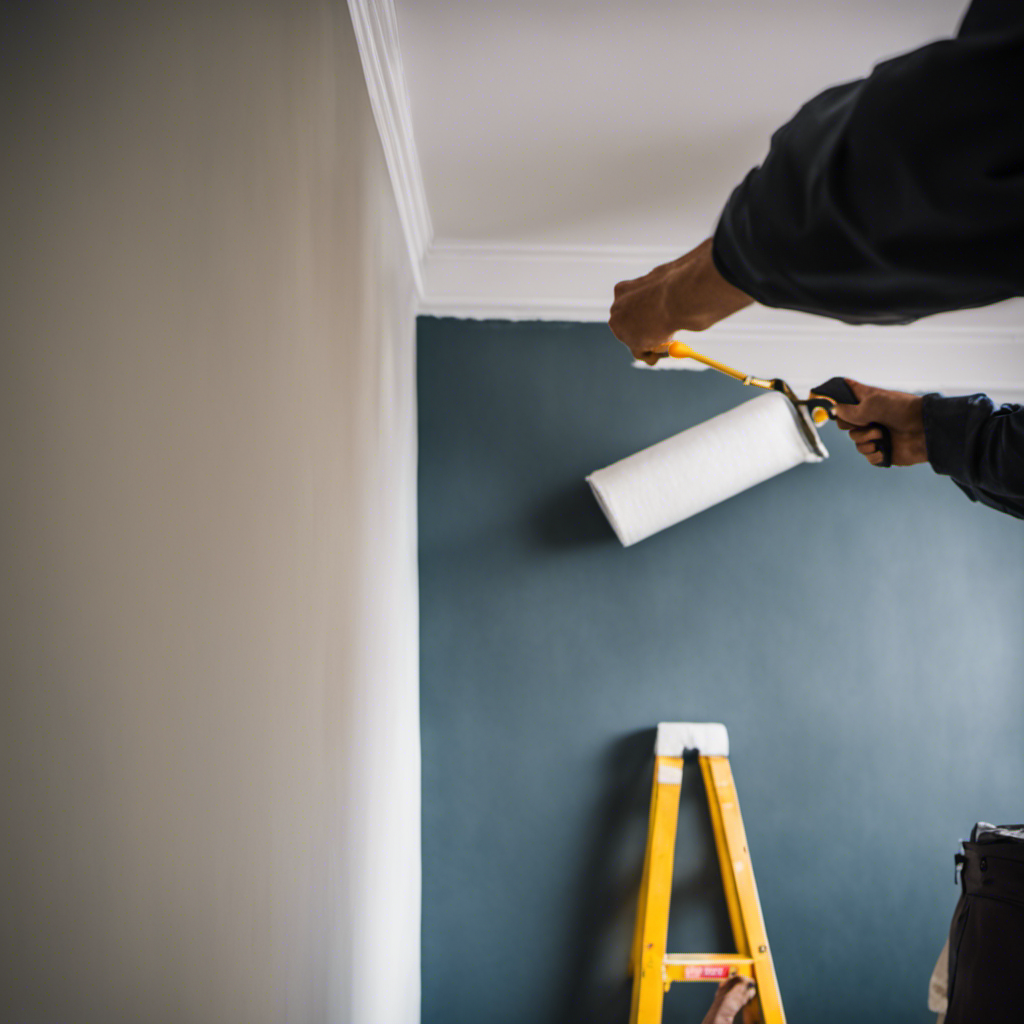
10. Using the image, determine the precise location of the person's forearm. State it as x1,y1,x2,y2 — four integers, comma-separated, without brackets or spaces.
712,20,1024,323
922,394,1024,518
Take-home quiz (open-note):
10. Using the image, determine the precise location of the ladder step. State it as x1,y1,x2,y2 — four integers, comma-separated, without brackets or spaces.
663,953,755,982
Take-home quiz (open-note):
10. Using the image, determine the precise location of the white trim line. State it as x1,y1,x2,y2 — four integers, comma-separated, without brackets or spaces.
420,241,668,318
415,298,612,320
418,242,1024,399
347,0,432,295
426,240,687,261
421,240,1024,326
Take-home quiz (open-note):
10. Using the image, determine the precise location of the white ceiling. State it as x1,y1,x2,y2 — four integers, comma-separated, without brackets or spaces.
357,0,1022,398
395,0,966,247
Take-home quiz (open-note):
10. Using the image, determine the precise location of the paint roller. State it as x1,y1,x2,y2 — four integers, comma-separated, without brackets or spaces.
586,340,893,546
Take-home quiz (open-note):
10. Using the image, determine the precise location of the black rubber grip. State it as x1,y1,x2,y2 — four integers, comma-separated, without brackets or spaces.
810,377,893,468
810,376,857,406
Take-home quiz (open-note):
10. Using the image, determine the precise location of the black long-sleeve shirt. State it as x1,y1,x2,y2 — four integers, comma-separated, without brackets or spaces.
710,0,1024,518
924,394,1024,518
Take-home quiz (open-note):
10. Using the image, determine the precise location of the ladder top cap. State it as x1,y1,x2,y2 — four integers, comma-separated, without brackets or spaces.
655,722,729,758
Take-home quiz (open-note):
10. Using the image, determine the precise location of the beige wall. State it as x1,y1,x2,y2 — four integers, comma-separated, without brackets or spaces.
2,4,419,1022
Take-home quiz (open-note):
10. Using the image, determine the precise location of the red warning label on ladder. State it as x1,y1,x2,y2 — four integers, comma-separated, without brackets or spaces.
683,965,731,981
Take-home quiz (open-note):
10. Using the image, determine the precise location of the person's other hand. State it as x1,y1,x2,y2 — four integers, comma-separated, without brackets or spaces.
608,238,754,365
832,379,929,467
700,975,757,1024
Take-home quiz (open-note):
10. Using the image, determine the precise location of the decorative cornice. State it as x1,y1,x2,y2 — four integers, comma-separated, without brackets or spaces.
419,241,677,320
418,241,1024,401
347,0,432,294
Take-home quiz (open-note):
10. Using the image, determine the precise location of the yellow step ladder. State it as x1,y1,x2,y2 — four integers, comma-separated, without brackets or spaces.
629,723,785,1024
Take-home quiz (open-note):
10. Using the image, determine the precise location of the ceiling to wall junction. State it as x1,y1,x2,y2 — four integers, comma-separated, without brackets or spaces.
379,0,1023,398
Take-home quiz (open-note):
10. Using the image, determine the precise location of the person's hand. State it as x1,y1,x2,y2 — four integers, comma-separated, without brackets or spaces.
608,237,754,365
832,379,929,467
701,975,756,1024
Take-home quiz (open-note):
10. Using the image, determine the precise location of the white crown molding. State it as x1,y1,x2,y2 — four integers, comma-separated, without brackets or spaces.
420,240,1024,328
347,0,432,294
418,240,1024,401
418,241,680,320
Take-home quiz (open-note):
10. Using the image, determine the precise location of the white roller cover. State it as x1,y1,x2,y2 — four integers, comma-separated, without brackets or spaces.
656,722,730,758
586,390,826,546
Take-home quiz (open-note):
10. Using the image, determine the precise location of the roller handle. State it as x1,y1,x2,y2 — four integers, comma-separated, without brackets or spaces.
810,377,893,468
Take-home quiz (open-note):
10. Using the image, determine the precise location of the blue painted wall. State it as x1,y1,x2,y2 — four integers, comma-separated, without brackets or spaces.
418,317,1024,1024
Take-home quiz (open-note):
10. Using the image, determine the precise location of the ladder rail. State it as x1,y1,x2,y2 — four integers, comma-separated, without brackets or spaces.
629,761,659,979
702,755,785,1024
701,755,749,958
628,755,682,1024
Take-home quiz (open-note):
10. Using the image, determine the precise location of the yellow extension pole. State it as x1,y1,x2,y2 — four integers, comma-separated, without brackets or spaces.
665,339,750,382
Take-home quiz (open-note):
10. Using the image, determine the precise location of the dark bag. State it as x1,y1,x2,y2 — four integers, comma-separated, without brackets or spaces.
945,824,1024,1024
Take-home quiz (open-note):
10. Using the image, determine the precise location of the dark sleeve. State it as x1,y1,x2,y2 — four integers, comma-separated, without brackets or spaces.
711,13,1024,325
922,394,1024,519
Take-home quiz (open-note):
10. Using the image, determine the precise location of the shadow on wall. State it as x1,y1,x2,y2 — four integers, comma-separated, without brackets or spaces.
553,730,732,1024
534,481,617,547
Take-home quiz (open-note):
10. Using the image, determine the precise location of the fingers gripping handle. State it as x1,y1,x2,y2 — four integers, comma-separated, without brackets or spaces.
810,377,893,468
